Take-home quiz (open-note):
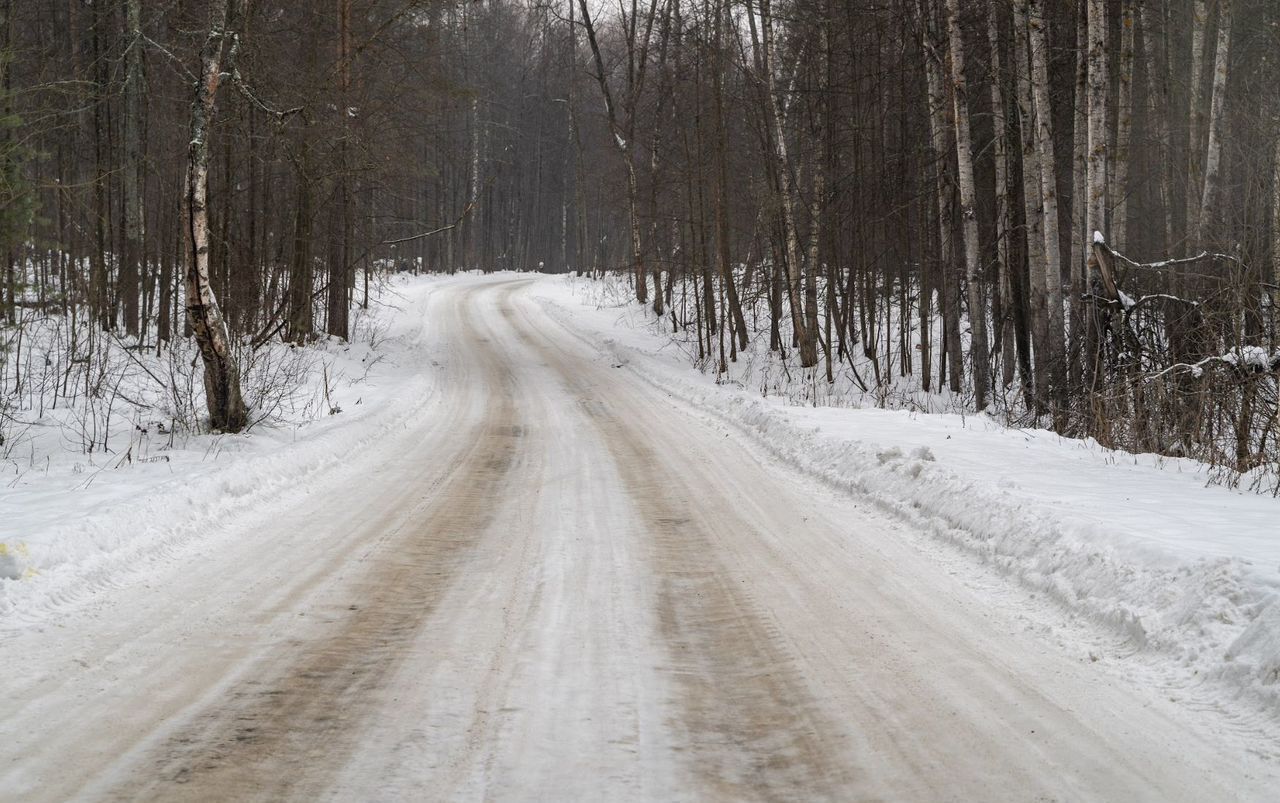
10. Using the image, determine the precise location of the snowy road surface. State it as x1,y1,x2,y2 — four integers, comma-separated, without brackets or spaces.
2,277,1275,801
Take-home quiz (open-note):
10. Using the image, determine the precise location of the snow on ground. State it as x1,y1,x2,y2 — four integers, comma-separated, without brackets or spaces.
9,275,1274,800
0,273,461,628
530,273,1280,719
6,268,1279,731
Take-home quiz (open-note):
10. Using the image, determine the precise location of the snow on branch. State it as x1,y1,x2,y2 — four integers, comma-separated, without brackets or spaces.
1148,348,1280,381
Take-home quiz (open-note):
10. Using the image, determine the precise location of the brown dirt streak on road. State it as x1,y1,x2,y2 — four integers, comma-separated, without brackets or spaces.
109,293,523,802
498,291,854,801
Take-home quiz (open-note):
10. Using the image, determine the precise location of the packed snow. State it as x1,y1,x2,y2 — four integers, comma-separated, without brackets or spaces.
3,273,1279,799
4,269,1280,755
530,273,1280,721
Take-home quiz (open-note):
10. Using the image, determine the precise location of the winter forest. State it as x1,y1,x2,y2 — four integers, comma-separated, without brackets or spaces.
7,1,1280,796
2,0,1279,481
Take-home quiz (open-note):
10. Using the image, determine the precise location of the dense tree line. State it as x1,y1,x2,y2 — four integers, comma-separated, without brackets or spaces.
2,0,1278,485
1,0,598,433
560,0,1280,484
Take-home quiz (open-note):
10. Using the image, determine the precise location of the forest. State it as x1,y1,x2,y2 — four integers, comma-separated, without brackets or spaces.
2,0,1278,488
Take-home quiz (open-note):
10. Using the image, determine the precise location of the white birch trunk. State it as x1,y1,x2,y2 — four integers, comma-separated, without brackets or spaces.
1197,0,1233,250
945,0,990,409
1069,0,1087,391
804,8,828,365
921,0,964,392
986,1,1015,387
1014,0,1049,405
576,0,650,306
760,0,816,367
1028,0,1065,403
185,0,246,432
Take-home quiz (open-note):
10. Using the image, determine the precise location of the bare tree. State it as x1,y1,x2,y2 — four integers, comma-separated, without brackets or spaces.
577,0,664,312
120,0,146,337
986,0,1015,388
1111,0,1135,252
1184,0,1209,261
184,0,247,432
1028,0,1066,410
1013,0,1049,406
1195,0,1233,250
921,0,963,393
945,0,990,408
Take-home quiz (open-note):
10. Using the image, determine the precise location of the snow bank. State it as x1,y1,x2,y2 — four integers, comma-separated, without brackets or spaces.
0,274,453,629
531,274,1280,717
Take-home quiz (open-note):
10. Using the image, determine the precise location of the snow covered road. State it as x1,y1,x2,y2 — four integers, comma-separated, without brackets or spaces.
2,276,1276,801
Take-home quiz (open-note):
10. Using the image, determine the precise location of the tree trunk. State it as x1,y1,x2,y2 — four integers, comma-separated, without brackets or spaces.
1112,0,1135,252
1141,0,1176,260
1196,0,1233,250
1185,0,1209,260
327,0,352,340
157,213,173,349
1028,0,1066,412
713,0,748,352
1085,0,1109,396
576,0,657,309
1069,0,1088,395
987,1,1015,388
922,0,963,394
184,0,247,432
91,0,111,331
759,0,816,368
287,156,315,344
0,0,11,324
804,5,829,371
1014,0,1049,409
120,0,146,337
945,0,991,409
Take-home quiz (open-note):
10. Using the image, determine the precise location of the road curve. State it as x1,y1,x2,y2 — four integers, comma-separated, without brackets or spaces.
0,276,1273,801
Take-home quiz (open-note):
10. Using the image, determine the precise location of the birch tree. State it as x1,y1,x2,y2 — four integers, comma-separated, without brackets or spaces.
712,0,749,354
756,0,817,368
945,0,990,408
1027,0,1066,409
578,0,664,313
184,0,247,432
1195,0,1233,251
986,1,1015,387
804,5,828,373
5,0,1280,475
921,0,963,393
1069,0,1088,393
1013,0,1050,406
1083,0,1109,396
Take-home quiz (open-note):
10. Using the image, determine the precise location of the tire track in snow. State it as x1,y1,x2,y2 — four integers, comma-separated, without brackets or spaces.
107,289,524,802
499,294,854,800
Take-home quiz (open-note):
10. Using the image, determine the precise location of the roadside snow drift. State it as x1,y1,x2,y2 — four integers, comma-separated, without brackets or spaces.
530,274,1280,719
0,274,452,628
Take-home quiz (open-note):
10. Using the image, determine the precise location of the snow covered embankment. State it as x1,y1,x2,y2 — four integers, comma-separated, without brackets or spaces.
0,275,451,629
531,275,1280,719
